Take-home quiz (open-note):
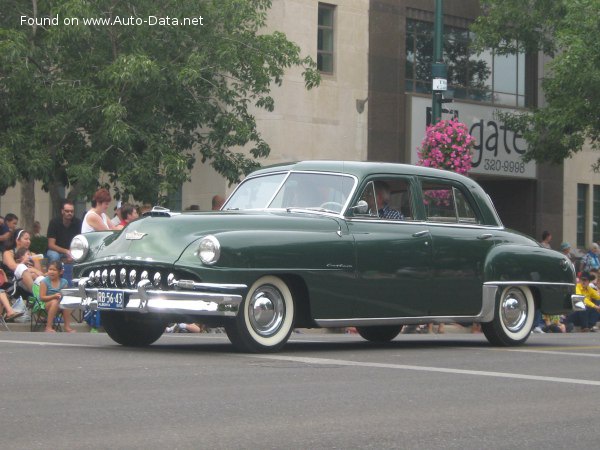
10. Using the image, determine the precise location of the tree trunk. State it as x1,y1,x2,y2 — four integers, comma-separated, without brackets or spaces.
20,179,35,232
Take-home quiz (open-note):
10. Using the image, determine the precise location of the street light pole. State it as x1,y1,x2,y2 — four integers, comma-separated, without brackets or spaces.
431,0,446,125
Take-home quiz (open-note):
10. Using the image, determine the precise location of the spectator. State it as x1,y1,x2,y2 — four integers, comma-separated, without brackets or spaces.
165,322,205,333
540,230,552,249
38,260,75,333
542,314,566,333
0,289,24,321
115,203,139,229
32,221,42,237
2,230,45,296
139,204,152,216
12,247,45,294
565,271,600,332
212,195,225,211
0,213,18,249
82,188,118,233
111,200,123,227
46,199,82,263
560,242,573,260
580,243,600,275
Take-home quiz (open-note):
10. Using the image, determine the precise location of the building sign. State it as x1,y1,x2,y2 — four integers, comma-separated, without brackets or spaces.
408,95,535,179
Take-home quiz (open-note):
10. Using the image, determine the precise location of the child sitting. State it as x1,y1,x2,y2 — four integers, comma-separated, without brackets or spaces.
13,247,45,294
38,260,75,333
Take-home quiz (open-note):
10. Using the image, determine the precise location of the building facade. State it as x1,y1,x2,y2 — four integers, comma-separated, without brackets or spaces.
1,0,598,252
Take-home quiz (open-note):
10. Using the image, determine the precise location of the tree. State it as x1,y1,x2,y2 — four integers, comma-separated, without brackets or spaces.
0,0,320,212
471,0,600,169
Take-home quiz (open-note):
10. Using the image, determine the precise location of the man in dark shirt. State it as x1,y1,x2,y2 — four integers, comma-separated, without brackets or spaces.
46,199,82,263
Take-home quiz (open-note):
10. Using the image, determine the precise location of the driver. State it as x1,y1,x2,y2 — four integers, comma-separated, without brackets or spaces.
372,181,403,220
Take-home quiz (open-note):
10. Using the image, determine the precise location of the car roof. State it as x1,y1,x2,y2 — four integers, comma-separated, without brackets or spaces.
249,160,479,187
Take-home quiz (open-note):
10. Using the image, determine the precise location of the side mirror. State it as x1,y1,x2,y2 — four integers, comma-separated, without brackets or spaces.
349,200,369,215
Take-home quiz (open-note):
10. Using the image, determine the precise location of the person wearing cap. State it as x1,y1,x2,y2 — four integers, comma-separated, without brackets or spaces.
566,272,600,332
580,242,600,275
559,242,576,264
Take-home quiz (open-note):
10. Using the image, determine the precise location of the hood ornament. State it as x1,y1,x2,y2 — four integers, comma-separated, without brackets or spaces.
125,230,147,240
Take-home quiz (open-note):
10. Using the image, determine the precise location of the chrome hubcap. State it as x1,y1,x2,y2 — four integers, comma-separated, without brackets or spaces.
248,285,285,337
501,289,528,332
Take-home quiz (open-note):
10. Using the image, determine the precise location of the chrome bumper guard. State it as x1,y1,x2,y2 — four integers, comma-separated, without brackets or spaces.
60,277,245,317
571,294,586,311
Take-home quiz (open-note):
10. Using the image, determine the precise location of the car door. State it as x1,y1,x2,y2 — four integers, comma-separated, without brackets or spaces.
418,177,498,316
345,177,433,318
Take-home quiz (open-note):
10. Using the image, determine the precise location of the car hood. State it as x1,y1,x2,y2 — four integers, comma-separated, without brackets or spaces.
91,210,344,264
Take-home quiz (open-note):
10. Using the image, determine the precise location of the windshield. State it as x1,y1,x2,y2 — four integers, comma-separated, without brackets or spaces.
225,172,355,213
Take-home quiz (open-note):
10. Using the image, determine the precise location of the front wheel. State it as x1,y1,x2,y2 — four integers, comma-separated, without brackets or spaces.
356,325,403,342
482,286,534,346
102,311,167,347
225,276,295,353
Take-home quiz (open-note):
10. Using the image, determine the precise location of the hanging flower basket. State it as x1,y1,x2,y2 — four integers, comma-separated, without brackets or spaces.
417,118,475,175
417,119,475,207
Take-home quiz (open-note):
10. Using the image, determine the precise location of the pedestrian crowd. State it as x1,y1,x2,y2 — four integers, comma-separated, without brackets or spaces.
529,231,600,334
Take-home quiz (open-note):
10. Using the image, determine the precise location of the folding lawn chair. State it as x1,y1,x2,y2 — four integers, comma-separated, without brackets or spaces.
28,284,63,332
0,311,9,331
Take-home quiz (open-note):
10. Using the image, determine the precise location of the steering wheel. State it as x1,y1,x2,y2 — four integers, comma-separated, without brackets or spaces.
319,202,343,212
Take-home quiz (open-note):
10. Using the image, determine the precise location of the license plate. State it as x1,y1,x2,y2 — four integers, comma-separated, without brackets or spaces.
97,289,127,310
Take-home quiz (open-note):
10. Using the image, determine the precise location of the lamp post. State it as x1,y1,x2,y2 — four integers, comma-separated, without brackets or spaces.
431,0,447,125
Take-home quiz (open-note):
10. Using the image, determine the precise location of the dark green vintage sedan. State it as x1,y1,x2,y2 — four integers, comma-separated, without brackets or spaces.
61,161,584,352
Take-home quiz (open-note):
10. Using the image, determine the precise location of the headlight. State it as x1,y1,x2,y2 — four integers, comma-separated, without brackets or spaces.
197,235,221,265
70,235,90,262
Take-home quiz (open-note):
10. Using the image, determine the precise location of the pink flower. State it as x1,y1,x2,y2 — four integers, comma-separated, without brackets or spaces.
416,119,475,175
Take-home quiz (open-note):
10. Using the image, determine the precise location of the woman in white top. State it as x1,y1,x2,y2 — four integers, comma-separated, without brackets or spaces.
82,188,119,233
1,228,45,294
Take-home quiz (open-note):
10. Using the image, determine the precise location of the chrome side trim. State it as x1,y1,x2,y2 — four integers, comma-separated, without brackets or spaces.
60,280,243,317
484,281,575,287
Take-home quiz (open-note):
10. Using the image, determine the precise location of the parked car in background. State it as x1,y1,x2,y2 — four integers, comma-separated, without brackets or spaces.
61,161,584,352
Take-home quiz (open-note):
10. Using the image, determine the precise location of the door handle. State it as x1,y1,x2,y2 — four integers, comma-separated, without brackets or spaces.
412,230,429,238
477,233,493,240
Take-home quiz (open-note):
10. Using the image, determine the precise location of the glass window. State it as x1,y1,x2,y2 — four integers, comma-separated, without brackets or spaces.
593,185,600,243
421,180,479,224
225,173,286,210
405,19,526,107
354,178,414,220
577,184,588,248
269,172,354,212
318,4,335,74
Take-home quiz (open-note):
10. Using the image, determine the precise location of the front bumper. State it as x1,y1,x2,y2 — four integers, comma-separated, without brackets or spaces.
60,277,245,316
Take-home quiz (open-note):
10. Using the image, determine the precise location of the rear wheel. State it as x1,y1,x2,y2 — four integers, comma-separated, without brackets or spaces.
356,325,403,342
102,311,167,347
482,286,534,346
225,276,295,353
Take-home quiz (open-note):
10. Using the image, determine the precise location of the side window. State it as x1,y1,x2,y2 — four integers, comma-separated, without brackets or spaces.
421,180,479,224
353,178,415,220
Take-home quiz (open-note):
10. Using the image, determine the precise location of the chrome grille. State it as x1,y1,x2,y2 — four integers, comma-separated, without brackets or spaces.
82,266,195,290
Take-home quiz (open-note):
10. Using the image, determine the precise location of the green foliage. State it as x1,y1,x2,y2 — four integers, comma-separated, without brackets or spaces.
471,0,600,168
0,0,319,202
